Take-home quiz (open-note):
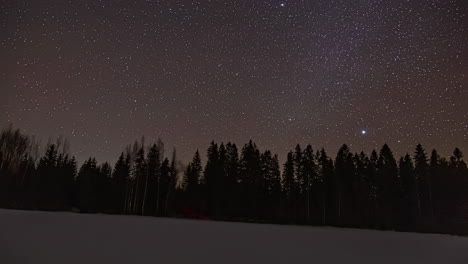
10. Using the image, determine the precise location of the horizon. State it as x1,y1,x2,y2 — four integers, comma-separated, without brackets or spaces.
1,123,464,168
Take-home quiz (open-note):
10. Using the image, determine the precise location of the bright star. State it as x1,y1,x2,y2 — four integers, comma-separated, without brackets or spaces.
280,3,285,7
361,130,367,135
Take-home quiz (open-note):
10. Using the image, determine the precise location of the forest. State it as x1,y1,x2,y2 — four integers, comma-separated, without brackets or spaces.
0,125,467,235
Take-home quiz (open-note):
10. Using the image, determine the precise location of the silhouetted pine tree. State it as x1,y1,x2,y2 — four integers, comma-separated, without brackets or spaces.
270,154,281,220
182,150,202,212
77,158,100,213
203,142,220,217
366,150,379,227
260,150,281,221
225,142,240,217
158,158,170,216
98,162,112,212
145,144,161,216
414,144,433,222
37,144,74,210
239,140,262,220
429,149,443,225
334,144,355,226
316,148,334,225
17,154,37,208
63,155,77,209
111,153,129,213
449,148,468,230
182,164,192,194
353,152,371,227
294,145,304,222
37,144,58,209
376,144,399,229
301,144,316,223
217,143,228,216
131,147,146,215
399,153,417,230
282,151,296,222
164,149,178,216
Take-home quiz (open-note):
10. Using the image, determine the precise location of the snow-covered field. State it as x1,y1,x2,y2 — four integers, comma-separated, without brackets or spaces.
1,209,467,264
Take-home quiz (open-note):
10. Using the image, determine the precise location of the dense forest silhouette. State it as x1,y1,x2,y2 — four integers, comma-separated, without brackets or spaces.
0,125,467,235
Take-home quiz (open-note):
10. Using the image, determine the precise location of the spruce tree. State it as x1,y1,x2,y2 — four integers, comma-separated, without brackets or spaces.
165,149,178,216
112,153,130,214
158,158,170,216
225,142,240,216
293,144,303,196
282,151,296,222
132,147,146,215
239,140,262,219
376,144,399,229
353,152,370,227
217,143,228,216
260,150,281,220
37,144,59,209
301,144,316,223
449,148,468,229
399,153,416,229
98,162,112,212
317,148,334,225
192,150,203,212
146,144,161,216
203,142,219,217
334,144,354,226
77,157,99,213
182,164,193,193
183,150,202,211
414,144,432,219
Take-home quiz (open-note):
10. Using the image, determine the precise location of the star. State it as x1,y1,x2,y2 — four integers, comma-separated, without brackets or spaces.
1,0,464,165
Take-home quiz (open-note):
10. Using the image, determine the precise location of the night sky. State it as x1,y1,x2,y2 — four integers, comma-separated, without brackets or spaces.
1,0,467,164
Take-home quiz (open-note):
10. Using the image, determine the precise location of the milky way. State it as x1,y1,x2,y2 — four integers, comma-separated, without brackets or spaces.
1,0,467,164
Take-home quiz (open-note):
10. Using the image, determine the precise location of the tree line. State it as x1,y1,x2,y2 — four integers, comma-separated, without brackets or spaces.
0,125,467,235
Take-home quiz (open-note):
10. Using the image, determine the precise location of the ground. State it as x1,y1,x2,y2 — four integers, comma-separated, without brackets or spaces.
1,209,467,263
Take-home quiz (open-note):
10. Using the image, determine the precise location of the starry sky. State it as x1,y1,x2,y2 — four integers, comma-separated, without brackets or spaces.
1,0,467,164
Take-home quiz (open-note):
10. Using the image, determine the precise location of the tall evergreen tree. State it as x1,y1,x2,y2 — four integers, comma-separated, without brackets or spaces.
353,152,371,227
158,158,170,216
449,148,468,230
164,149,178,216
132,147,146,215
301,144,316,223
37,144,62,210
293,145,303,208
260,150,281,221
182,150,202,211
98,162,112,212
414,143,432,220
77,157,100,213
239,140,262,219
282,151,296,222
317,148,334,225
225,143,240,216
376,144,399,229
399,153,417,229
112,153,130,214
334,144,355,226
146,144,161,216
203,142,220,217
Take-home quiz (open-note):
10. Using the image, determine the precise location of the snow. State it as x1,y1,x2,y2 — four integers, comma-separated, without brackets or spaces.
1,209,467,264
